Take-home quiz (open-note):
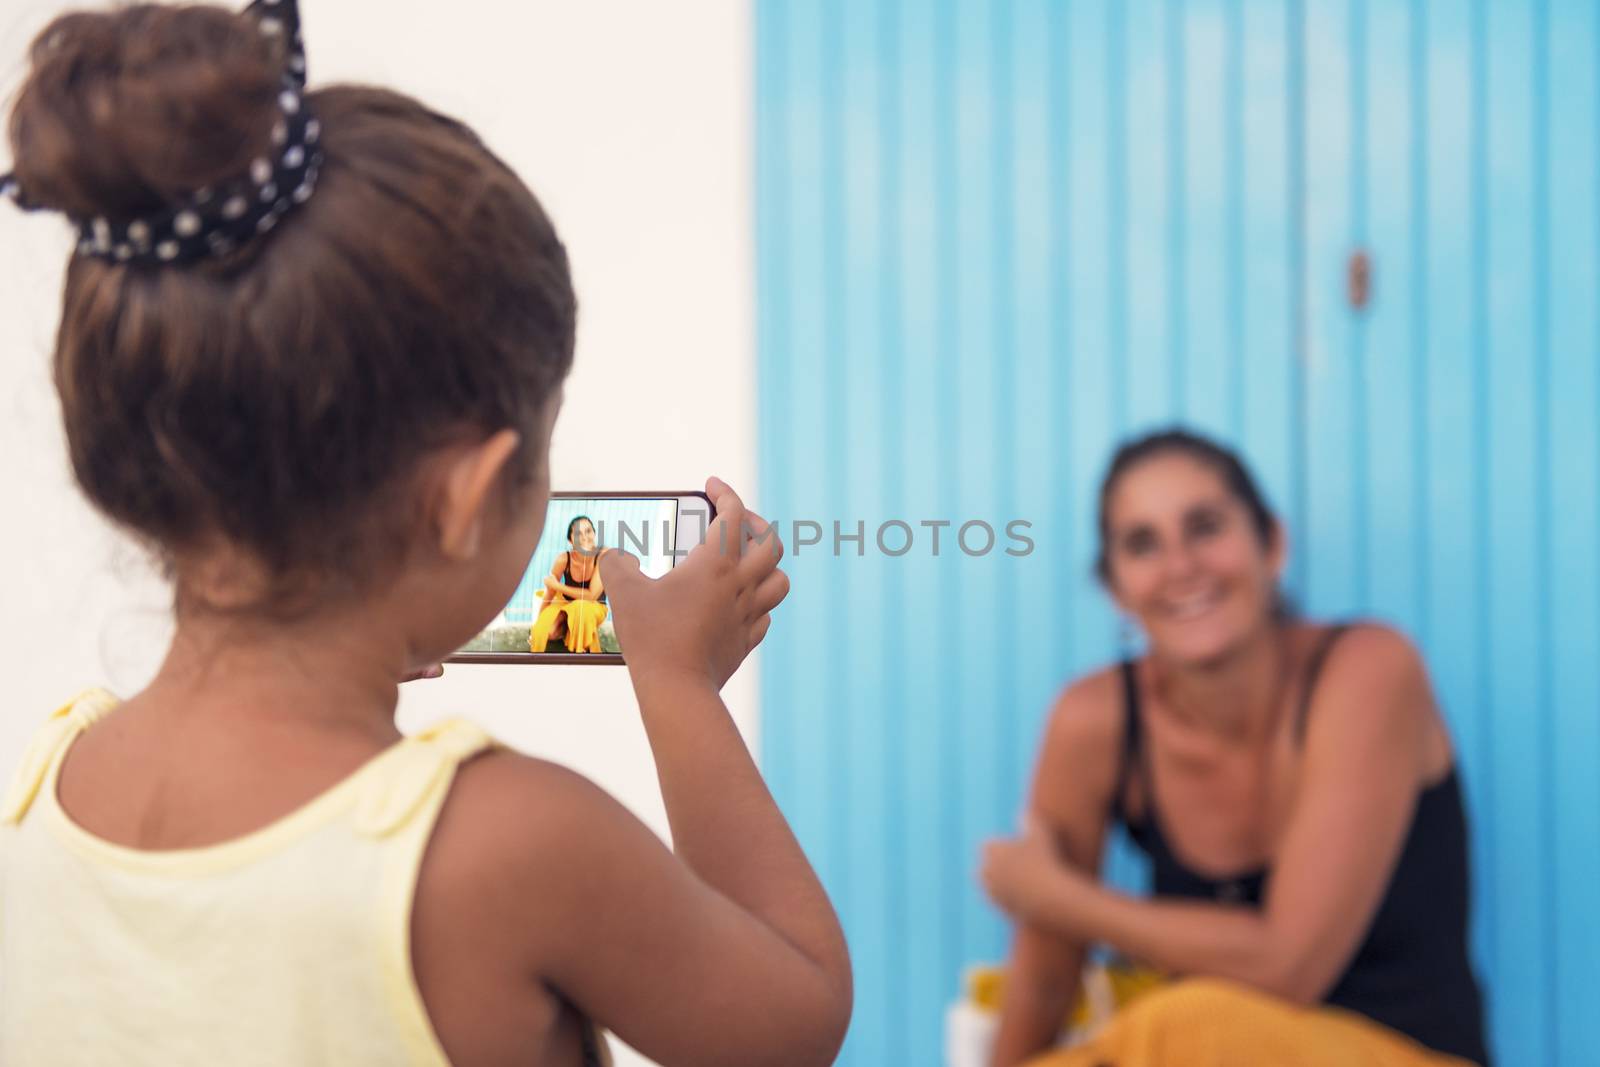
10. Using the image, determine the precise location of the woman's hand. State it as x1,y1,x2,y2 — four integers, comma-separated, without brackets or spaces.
599,476,788,693
982,814,1078,927
401,664,445,682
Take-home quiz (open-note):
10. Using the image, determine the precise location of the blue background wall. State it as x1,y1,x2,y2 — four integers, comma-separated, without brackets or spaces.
756,1,1600,1064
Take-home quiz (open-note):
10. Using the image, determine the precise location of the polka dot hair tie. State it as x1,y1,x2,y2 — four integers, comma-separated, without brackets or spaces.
0,0,324,267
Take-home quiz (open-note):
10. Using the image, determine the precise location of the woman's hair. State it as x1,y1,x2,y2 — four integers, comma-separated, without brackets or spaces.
566,515,593,544
1094,428,1279,586
7,3,577,609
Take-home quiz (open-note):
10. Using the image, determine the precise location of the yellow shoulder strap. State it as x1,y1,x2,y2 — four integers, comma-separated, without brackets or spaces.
351,717,497,838
1,689,120,826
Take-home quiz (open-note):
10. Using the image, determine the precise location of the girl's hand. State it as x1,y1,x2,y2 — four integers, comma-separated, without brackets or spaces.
599,476,788,692
982,813,1073,926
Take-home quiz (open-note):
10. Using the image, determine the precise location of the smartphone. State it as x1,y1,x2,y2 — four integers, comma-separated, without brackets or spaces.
448,491,715,665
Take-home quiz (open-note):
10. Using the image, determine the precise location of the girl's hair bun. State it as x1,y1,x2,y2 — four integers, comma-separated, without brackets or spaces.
7,3,577,614
8,3,285,223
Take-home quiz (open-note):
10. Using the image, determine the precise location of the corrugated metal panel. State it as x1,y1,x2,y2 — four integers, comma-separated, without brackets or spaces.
1543,5,1600,1063
755,2,1600,1063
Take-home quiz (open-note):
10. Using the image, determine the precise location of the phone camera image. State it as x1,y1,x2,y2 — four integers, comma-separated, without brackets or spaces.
452,493,711,664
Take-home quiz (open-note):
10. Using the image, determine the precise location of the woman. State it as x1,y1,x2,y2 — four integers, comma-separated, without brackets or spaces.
981,430,1488,1066
529,515,610,653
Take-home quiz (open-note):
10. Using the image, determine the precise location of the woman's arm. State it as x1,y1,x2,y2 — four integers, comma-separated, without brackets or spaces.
988,626,1431,1005
989,674,1120,1067
540,554,567,605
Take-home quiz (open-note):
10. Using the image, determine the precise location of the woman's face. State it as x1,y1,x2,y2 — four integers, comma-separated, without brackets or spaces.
1103,453,1284,666
571,519,596,553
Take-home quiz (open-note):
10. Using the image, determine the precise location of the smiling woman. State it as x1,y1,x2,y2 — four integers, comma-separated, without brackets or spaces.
981,428,1489,1067
529,516,610,653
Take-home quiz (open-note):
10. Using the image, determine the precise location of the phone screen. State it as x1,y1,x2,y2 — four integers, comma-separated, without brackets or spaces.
450,492,711,663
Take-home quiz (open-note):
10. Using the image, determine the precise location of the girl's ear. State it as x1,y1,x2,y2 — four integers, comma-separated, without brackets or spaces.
433,429,522,561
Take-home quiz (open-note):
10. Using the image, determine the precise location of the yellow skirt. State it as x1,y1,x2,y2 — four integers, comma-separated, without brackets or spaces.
529,599,609,654
1025,978,1476,1067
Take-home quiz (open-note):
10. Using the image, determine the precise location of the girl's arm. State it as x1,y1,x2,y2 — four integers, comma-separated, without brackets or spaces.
986,626,1430,1005
490,479,851,1067
989,674,1119,1067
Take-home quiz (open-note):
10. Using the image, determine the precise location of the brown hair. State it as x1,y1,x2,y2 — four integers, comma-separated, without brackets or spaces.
7,3,576,610
1094,427,1280,586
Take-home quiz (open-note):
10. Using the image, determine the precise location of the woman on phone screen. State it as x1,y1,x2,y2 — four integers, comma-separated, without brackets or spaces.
530,515,609,653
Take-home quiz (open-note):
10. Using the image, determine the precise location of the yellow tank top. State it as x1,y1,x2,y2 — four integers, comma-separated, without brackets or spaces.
0,689,612,1066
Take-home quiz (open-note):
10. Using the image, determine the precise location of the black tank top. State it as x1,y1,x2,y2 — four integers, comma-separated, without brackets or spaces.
1114,625,1490,1065
563,555,606,604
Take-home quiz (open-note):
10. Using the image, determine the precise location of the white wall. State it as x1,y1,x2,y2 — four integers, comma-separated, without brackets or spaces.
0,3,755,1064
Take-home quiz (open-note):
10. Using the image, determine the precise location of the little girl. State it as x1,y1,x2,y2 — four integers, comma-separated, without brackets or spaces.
0,2,851,1065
